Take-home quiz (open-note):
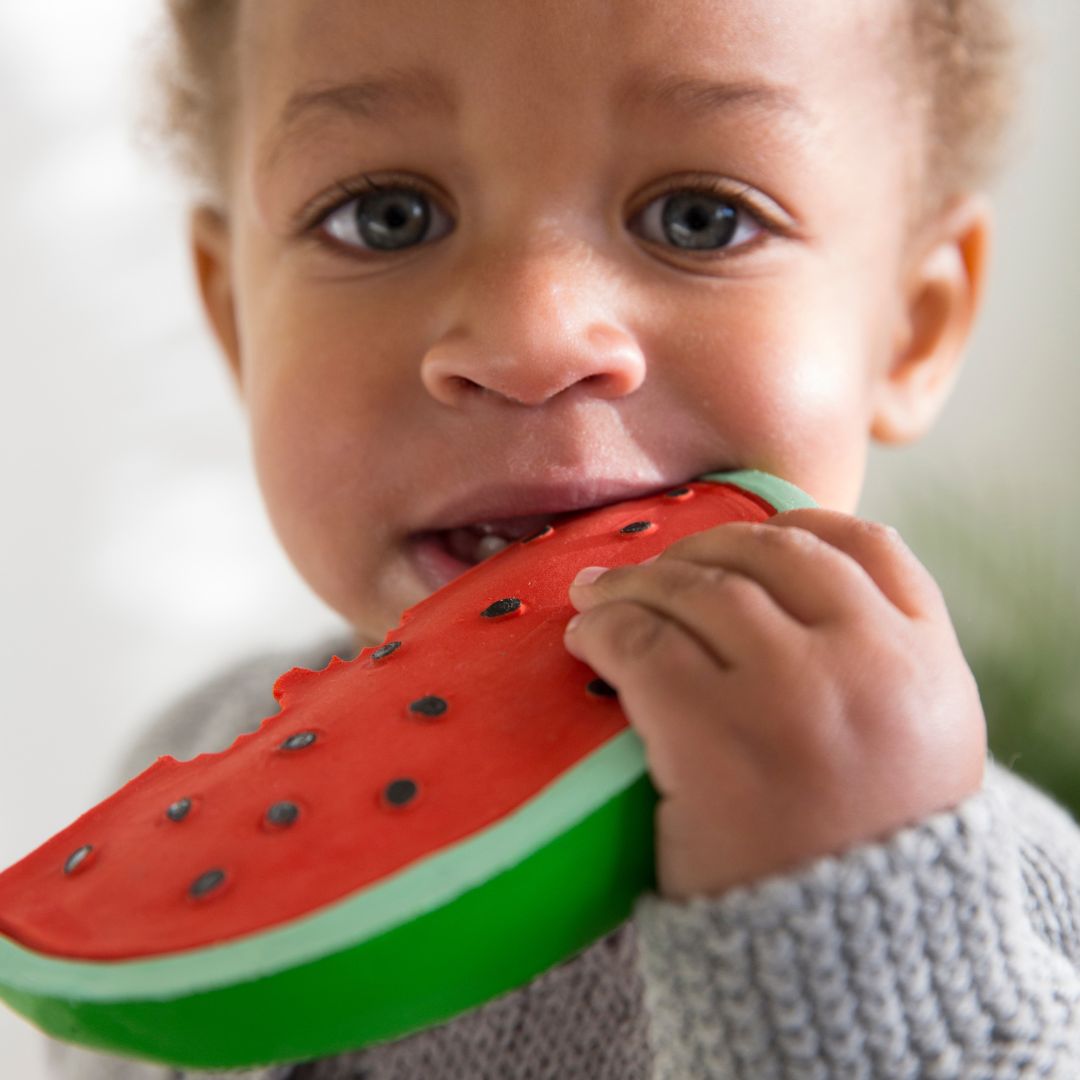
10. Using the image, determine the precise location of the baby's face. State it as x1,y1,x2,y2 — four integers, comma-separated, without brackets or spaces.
214,0,926,644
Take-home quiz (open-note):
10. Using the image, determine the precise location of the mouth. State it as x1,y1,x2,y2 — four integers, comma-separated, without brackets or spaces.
405,477,706,593
407,514,573,592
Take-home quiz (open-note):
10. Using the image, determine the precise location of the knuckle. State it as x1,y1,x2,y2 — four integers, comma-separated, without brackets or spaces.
915,563,947,607
854,517,905,549
601,603,668,662
651,558,713,599
757,521,821,554
709,569,765,610
851,519,945,606
652,560,761,614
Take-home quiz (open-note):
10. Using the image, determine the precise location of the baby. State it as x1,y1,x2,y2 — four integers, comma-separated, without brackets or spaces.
48,0,1080,1078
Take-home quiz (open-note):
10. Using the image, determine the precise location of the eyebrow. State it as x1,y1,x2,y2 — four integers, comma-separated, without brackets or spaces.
259,66,456,179
258,65,808,180
615,67,809,124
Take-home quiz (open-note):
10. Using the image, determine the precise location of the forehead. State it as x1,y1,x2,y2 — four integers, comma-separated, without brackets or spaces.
238,0,874,77
238,0,897,165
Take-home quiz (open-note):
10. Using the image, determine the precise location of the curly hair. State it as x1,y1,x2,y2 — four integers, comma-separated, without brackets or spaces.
133,0,1019,220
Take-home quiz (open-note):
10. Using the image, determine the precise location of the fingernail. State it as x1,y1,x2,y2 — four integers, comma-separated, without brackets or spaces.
640,554,660,566
565,613,582,634
572,566,609,588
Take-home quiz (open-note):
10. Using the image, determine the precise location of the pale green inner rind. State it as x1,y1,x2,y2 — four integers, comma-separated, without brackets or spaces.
698,469,818,512
0,729,648,1002
0,472,813,1005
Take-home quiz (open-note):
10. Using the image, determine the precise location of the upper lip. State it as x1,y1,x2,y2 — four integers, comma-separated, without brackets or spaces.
413,477,695,534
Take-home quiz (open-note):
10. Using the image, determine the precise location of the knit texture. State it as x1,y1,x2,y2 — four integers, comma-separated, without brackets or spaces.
42,636,1080,1080
635,774,1080,1078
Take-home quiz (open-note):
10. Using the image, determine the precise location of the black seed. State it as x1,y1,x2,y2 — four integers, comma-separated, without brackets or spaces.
167,798,192,822
373,641,402,661
64,845,93,875
522,525,554,544
481,597,521,618
189,868,226,899
664,487,691,498
409,695,448,718
587,677,618,698
266,801,299,827
620,520,652,534
281,731,317,751
385,778,418,806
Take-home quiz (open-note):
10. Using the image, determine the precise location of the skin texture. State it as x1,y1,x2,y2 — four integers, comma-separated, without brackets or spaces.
191,0,991,899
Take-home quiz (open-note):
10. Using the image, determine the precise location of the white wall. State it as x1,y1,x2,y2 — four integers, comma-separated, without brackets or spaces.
1,3,1078,1076
0,5,343,1076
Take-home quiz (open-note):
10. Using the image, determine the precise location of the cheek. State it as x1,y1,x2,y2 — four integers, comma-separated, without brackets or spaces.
242,337,376,557
774,359,874,510
707,295,872,421
245,295,395,476
683,289,879,507
245,379,398,623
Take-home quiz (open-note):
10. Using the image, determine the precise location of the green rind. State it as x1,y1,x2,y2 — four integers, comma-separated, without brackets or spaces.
0,471,813,1068
0,731,657,1068
699,469,818,513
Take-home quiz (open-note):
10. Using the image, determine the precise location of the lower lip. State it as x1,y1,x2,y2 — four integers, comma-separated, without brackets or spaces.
408,532,477,592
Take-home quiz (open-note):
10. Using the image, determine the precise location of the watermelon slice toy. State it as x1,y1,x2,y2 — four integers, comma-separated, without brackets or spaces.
0,470,814,1069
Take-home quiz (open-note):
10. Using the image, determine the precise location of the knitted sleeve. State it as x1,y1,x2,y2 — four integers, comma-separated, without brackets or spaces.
633,758,1080,1079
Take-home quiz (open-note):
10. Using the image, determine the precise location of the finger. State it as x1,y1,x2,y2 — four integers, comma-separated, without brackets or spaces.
568,556,798,668
562,598,742,797
766,508,947,620
614,520,891,627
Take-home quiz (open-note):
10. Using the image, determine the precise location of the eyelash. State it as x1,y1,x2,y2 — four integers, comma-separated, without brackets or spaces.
297,171,785,260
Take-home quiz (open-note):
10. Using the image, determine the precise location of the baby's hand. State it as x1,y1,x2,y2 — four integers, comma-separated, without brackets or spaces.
564,508,987,901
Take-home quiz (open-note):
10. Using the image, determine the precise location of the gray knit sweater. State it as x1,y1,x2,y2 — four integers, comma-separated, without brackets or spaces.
43,635,1080,1080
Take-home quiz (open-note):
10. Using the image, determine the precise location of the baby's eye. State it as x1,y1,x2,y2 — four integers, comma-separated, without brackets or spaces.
632,185,764,254
311,176,771,259
320,181,452,254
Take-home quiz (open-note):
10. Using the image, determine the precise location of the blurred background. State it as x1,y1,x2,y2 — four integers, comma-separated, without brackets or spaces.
0,3,1077,1076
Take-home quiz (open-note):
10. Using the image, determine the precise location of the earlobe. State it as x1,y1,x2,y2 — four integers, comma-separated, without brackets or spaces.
190,205,243,393
871,194,993,444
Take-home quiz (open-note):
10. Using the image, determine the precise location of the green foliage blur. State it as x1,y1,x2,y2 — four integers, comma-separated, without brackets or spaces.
891,474,1080,821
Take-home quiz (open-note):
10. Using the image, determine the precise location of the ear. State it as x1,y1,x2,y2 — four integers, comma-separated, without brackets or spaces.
190,205,243,394
870,193,992,444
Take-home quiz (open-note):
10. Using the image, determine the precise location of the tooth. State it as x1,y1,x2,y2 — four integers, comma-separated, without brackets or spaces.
476,535,510,560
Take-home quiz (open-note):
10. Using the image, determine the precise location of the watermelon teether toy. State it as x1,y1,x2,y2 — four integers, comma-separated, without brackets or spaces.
0,470,813,1069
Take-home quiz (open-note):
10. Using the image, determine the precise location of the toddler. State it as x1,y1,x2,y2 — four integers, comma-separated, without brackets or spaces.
48,0,1080,1077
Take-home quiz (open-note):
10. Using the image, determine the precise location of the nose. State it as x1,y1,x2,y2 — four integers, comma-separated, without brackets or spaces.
420,236,646,408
